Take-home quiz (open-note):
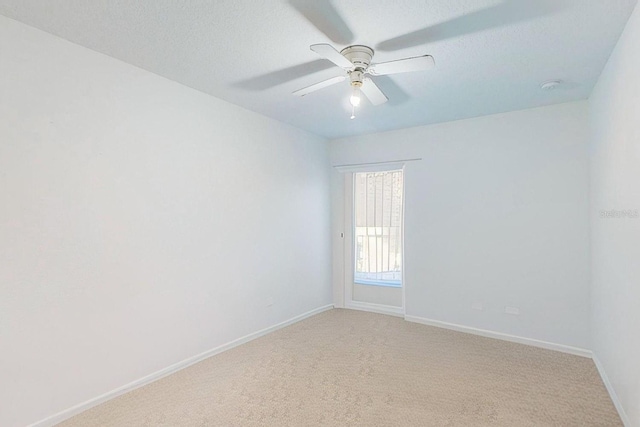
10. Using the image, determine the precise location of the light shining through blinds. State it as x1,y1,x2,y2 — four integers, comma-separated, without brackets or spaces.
354,170,404,287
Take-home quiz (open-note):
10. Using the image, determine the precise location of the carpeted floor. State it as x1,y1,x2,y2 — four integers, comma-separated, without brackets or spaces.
59,309,621,426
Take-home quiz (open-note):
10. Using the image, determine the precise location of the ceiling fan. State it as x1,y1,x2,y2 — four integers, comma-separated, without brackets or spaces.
292,43,435,118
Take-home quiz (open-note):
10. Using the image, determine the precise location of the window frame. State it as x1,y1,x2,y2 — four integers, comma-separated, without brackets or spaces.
351,168,405,289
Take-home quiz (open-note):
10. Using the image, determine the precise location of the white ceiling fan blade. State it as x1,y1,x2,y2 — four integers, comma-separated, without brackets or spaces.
310,44,354,69
361,78,388,106
369,55,435,76
292,75,346,97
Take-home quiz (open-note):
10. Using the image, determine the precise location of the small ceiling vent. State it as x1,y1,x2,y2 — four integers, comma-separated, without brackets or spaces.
540,80,562,91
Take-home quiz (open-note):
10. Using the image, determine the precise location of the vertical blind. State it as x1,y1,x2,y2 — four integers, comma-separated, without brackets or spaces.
353,170,404,286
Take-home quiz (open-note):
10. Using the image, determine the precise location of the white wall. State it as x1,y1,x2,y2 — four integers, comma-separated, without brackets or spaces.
330,102,591,349
589,2,640,425
0,16,331,427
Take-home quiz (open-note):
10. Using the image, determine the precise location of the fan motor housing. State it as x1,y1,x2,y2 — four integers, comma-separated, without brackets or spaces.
341,45,374,70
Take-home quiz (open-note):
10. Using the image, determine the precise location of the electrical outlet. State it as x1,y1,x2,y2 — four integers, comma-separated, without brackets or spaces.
504,306,520,315
471,301,483,311
266,297,274,307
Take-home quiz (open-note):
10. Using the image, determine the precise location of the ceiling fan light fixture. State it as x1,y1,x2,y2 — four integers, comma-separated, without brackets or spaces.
349,85,362,107
294,43,434,111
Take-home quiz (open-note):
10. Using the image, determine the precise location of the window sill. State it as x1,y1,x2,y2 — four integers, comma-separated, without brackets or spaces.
354,280,402,288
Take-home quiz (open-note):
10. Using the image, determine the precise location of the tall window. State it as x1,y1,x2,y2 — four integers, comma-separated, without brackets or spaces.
353,170,404,287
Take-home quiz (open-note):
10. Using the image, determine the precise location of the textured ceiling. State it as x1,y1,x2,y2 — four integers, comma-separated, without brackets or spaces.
0,0,637,139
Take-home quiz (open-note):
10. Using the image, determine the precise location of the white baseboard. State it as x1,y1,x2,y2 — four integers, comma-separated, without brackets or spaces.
404,315,592,358
592,354,631,426
29,304,334,427
345,300,404,317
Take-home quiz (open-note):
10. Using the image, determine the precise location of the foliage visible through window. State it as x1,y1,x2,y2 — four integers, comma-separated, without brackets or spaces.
354,170,403,287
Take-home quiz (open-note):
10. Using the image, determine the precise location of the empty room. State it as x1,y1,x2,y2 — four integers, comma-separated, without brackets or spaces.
1,1,639,426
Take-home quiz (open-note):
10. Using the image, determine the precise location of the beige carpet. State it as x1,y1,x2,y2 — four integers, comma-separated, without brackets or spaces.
59,309,621,426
